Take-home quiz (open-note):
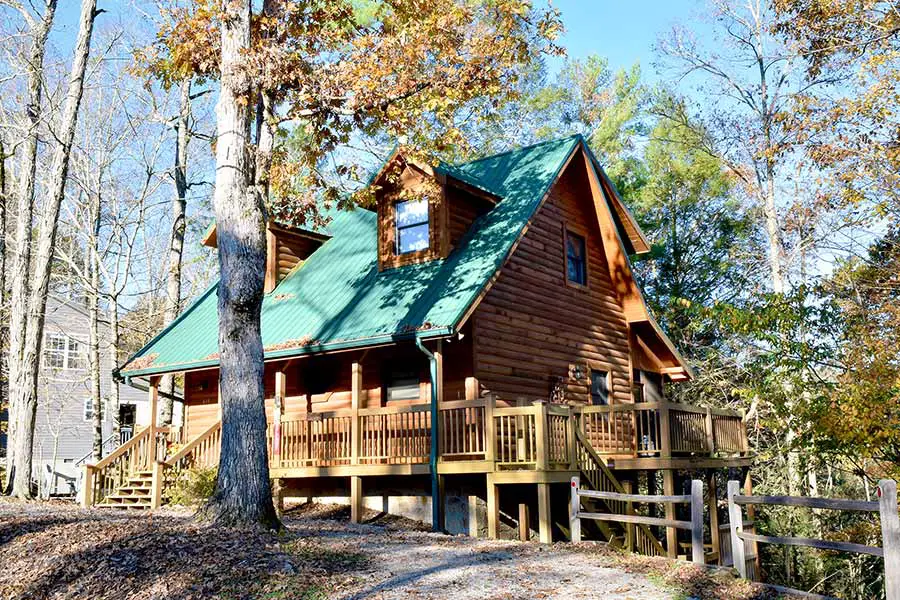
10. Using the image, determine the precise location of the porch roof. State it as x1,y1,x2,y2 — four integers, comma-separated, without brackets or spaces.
120,136,584,377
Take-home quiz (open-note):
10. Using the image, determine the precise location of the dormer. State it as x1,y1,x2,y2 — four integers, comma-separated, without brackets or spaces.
372,152,499,271
201,220,330,293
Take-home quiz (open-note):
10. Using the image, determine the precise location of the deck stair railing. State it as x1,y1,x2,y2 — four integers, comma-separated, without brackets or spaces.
82,426,160,506
572,427,666,556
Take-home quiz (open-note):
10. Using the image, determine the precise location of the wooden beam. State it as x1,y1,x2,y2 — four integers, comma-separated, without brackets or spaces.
150,461,164,510
690,479,705,565
623,481,635,553
537,482,552,543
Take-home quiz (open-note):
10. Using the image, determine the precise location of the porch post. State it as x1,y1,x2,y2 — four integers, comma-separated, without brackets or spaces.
533,400,549,471
658,397,671,459
148,376,160,461
273,370,286,469
351,362,362,466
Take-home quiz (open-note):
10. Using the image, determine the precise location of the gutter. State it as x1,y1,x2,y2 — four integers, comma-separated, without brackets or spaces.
415,337,442,532
118,371,184,403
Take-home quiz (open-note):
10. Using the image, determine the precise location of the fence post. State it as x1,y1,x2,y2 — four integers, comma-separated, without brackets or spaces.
878,479,900,600
624,481,635,553
691,479,705,565
570,476,581,543
727,480,747,578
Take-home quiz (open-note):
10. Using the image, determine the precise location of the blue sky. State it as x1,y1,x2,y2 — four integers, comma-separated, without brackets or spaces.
546,0,701,80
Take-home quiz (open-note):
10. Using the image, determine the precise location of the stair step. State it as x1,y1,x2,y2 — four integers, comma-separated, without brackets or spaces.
117,486,152,494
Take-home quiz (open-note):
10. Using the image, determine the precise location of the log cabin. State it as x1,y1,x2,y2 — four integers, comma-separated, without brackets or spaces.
86,135,751,562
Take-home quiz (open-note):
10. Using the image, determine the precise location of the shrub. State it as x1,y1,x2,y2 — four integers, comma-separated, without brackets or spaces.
166,466,217,506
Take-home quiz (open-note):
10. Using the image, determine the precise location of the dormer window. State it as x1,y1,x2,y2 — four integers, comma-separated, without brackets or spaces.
395,199,430,254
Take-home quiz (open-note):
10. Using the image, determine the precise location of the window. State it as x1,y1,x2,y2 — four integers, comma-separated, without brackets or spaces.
395,199,430,254
590,369,609,406
44,333,86,370
387,369,421,402
83,397,94,422
566,230,587,285
632,369,645,403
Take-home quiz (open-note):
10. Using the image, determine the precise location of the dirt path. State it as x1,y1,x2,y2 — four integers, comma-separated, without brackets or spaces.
0,500,776,600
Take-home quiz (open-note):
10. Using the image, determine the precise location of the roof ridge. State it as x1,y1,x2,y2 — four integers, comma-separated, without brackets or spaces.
455,133,583,168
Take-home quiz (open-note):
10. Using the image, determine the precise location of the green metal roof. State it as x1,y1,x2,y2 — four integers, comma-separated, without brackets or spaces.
120,135,582,377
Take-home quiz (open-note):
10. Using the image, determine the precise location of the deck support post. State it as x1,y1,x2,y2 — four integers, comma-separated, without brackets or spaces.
518,502,530,541
468,495,480,538
350,475,363,524
663,470,678,558
743,469,760,577
537,482,552,543
487,475,499,539
707,471,721,563
351,362,362,466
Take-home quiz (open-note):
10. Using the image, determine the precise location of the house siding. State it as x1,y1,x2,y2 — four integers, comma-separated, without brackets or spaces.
472,157,633,406
32,298,152,495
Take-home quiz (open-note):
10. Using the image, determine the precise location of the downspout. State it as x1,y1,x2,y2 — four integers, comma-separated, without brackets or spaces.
415,337,441,532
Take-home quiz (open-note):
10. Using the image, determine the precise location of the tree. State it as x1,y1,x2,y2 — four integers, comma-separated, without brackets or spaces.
156,0,561,526
631,95,762,352
5,0,100,497
2,0,57,496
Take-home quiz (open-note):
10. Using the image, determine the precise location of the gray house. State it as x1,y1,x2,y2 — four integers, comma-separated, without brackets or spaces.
31,297,170,496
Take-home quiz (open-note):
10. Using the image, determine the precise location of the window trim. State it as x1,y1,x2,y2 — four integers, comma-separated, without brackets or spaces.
563,225,589,289
44,332,86,371
394,198,431,256
582,360,614,406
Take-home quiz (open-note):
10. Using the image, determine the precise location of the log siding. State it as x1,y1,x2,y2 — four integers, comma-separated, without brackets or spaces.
472,157,632,406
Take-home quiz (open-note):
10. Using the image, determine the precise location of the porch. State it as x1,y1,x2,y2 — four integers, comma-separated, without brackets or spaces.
82,374,749,504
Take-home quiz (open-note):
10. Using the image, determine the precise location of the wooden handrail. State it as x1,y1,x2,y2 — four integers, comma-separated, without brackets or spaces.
164,419,222,467
89,426,151,471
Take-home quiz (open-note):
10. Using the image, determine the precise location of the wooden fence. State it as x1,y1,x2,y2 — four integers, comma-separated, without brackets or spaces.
570,476,706,564
727,479,900,600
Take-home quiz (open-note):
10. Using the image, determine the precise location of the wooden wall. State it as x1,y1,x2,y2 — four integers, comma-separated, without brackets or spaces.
182,336,474,439
472,155,634,406
446,186,493,250
273,230,322,283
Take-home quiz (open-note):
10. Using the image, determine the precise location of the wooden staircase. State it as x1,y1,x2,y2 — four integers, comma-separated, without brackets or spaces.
573,427,666,556
82,420,222,511
96,471,155,510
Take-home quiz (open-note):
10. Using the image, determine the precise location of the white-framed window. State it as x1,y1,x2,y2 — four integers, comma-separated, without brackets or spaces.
395,198,430,254
387,369,421,402
83,397,94,422
43,333,86,370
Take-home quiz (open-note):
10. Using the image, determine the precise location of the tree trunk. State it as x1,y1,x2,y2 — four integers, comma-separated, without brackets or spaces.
199,0,279,529
6,0,96,498
108,299,121,441
89,187,102,461
4,0,58,497
160,77,192,426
